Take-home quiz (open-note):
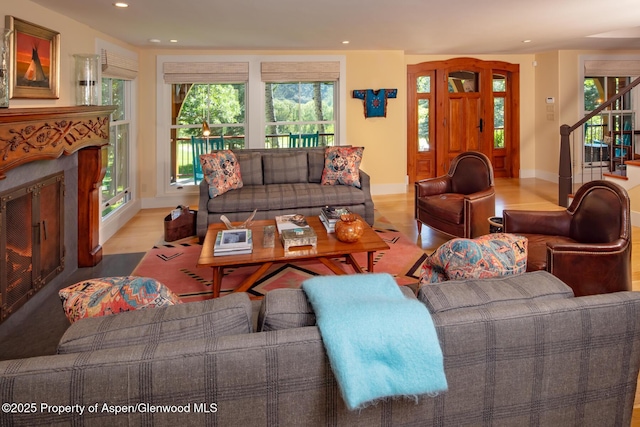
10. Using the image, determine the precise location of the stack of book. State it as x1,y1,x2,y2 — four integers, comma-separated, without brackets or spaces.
319,206,351,233
275,214,311,233
214,229,253,256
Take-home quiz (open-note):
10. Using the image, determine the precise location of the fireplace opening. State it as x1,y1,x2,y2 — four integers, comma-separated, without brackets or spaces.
1,172,65,323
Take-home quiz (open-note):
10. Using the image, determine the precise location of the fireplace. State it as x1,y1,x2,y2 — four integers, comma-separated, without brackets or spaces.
1,173,64,322
0,106,114,324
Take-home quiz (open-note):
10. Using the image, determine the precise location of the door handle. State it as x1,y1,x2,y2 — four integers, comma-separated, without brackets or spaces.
478,119,484,132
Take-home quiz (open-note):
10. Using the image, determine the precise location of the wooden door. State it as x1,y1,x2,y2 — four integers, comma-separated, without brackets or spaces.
407,58,519,183
441,91,483,172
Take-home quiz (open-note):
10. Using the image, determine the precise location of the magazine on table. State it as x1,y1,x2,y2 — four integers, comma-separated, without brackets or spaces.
214,229,253,254
320,206,351,224
213,247,253,256
274,214,310,233
319,214,335,233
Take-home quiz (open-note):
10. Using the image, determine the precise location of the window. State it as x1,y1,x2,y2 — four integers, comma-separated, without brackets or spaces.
583,76,634,167
262,61,339,148
170,83,246,185
264,82,335,148
581,58,640,174
157,55,346,194
101,77,131,218
493,73,506,149
448,70,479,93
98,46,137,222
416,76,431,152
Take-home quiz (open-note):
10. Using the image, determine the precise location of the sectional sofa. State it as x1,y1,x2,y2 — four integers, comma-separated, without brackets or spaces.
1,271,639,426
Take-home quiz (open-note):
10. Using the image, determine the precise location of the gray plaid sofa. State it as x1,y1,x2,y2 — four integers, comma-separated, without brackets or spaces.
197,147,375,242
2,271,640,426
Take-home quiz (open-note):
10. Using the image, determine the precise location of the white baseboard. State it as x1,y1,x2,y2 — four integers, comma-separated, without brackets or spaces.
370,183,407,196
141,194,199,210
519,169,538,179
531,169,558,182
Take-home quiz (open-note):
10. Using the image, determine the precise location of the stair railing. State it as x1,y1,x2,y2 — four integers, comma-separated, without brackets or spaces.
559,75,640,207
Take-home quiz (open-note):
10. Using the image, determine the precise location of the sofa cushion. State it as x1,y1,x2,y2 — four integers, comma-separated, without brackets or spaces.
200,150,243,198
263,151,308,184
58,276,182,324
420,233,528,284
418,271,574,314
57,293,253,353
234,151,263,186
258,286,416,331
518,233,577,272
417,193,465,225
321,146,364,188
258,289,316,332
308,149,326,183
206,183,367,213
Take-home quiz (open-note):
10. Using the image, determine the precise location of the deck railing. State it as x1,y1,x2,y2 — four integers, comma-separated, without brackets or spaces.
174,133,336,183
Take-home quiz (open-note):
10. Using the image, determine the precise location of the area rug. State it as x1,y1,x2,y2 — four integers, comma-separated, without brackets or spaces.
132,216,427,302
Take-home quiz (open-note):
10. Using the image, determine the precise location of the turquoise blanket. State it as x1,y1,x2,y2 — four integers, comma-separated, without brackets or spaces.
301,273,447,410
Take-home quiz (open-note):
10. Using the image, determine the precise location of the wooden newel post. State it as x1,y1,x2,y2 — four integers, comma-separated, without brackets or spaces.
559,124,572,208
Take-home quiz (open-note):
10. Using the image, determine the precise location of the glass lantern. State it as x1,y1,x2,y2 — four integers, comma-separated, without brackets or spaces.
73,54,100,106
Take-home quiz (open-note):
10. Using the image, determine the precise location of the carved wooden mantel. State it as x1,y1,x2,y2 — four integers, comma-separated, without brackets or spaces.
0,106,115,179
0,106,116,267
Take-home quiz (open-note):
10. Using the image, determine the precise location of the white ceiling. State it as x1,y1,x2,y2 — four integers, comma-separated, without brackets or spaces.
28,0,640,54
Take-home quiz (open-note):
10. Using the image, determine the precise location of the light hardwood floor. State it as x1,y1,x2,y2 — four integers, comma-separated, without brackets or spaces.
104,178,567,255
103,177,640,293
102,177,640,423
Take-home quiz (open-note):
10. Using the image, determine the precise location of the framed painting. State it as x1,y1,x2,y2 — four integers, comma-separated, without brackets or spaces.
5,16,60,99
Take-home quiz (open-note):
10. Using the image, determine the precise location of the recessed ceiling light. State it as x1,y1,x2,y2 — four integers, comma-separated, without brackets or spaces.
148,38,161,43
114,2,129,7
522,39,532,43
342,41,349,44
170,39,178,43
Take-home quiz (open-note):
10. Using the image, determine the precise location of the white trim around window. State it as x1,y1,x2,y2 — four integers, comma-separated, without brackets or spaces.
97,39,140,245
154,54,347,201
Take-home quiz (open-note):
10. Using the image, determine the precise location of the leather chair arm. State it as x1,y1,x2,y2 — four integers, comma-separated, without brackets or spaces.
415,176,451,198
547,239,628,253
547,240,631,295
465,189,496,237
503,210,571,236
464,187,495,201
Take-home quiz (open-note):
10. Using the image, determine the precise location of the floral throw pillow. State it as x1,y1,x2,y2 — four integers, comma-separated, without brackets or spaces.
200,150,243,198
321,146,364,188
420,233,528,285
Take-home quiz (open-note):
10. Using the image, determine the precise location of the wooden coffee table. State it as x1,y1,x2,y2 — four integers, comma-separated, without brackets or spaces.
197,216,390,298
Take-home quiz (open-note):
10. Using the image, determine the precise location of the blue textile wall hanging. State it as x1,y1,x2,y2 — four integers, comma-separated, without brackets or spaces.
353,89,397,118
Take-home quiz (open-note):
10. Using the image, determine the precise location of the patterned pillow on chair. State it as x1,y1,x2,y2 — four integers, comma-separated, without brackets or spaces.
321,146,364,188
420,233,528,285
200,150,243,198
59,276,182,323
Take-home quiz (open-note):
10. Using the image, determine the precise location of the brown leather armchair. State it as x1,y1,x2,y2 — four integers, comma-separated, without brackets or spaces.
415,151,495,238
503,180,631,296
